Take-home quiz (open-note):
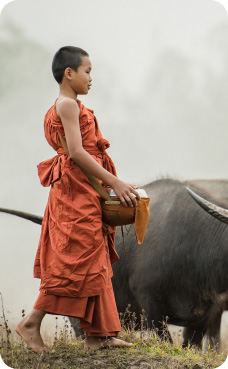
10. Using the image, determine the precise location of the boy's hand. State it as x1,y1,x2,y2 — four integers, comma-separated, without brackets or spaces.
111,179,141,207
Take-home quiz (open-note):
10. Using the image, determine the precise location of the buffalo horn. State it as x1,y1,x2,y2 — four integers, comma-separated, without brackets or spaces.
0,207,43,225
186,187,228,224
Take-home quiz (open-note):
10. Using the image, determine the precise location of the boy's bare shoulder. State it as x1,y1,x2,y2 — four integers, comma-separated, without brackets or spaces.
56,97,79,118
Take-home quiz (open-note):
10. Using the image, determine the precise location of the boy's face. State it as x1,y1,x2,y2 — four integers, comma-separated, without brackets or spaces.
68,56,92,95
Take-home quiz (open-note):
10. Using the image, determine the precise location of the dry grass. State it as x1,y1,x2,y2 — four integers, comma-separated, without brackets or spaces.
0,298,227,369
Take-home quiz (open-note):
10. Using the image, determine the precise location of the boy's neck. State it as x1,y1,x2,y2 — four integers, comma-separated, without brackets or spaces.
58,83,78,101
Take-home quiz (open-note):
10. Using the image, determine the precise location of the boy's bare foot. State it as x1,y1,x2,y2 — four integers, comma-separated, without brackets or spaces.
16,319,50,353
84,336,133,350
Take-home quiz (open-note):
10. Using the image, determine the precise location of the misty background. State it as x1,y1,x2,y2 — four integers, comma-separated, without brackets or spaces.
1,0,228,342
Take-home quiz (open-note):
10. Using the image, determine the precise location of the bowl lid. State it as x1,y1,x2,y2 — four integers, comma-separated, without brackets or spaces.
109,188,148,198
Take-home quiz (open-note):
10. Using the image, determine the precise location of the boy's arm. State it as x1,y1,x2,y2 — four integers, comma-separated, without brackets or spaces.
56,98,140,207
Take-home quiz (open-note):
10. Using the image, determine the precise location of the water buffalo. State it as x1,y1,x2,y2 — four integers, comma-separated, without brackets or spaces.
2,178,228,348
111,178,228,348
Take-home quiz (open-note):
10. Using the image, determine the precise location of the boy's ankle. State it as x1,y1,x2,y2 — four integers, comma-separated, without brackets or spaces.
18,319,39,329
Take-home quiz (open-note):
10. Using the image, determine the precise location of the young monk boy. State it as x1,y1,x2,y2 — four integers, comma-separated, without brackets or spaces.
16,46,140,353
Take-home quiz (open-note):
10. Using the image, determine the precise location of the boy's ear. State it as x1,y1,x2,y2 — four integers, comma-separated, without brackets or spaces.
64,67,72,80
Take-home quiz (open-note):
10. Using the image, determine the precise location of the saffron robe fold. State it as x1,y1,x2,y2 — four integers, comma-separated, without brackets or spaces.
34,99,119,299
33,263,121,336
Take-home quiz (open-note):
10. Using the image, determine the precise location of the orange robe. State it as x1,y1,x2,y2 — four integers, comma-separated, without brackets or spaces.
33,100,121,336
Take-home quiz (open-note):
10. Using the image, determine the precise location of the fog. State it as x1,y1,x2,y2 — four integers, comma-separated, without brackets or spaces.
1,0,228,349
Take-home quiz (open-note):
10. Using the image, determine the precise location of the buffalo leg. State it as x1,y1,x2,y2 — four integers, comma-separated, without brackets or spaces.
68,317,85,338
183,324,207,348
205,308,222,350
134,297,172,343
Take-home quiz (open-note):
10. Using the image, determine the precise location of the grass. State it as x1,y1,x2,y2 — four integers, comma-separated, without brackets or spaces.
1,334,226,369
0,297,227,369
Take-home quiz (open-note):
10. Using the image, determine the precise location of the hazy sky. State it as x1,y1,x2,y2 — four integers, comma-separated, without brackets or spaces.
3,0,227,47
1,0,228,339
1,0,228,94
